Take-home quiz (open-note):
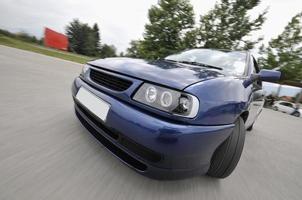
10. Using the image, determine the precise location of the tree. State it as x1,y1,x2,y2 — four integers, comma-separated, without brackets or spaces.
91,23,101,55
66,19,101,56
195,0,267,50
259,12,302,82
119,52,125,57
126,40,143,58
139,0,195,59
99,44,117,58
16,32,40,44
66,19,88,55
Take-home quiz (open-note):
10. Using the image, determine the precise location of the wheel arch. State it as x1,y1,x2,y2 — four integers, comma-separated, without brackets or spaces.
240,111,249,123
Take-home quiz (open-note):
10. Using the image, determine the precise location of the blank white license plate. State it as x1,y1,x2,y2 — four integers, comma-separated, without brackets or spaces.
76,87,110,122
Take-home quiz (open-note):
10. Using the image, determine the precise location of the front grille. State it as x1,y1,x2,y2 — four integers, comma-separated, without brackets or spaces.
75,101,162,163
119,136,161,163
90,69,132,91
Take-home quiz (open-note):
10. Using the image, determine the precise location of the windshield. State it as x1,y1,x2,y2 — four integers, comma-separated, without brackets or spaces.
165,49,247,76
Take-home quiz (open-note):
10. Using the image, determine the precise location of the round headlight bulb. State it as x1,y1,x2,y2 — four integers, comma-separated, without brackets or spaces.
145,86,157,103
179,97,191,111
160,91,173,107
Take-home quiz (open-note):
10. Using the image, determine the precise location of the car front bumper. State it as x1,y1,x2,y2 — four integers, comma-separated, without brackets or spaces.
72,77,234,179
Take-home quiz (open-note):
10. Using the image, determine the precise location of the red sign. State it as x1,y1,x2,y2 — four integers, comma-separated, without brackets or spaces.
44,28,68,51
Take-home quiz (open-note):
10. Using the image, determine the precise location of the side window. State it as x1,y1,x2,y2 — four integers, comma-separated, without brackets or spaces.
286,103,293,108
281,102,293,107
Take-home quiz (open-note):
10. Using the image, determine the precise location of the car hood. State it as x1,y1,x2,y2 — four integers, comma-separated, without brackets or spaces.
88,58,225,90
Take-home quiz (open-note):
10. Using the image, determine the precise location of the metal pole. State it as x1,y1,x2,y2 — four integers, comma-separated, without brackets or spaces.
276,84,282,98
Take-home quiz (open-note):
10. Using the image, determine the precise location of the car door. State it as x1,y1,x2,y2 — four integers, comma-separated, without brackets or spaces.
278,102,294,114
284,102,295,114
246,56,265,127
277,102,287,112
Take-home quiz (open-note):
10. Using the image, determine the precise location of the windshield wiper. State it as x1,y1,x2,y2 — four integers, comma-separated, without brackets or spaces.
163,59,223,70
177,61,223,70
163,59,178,63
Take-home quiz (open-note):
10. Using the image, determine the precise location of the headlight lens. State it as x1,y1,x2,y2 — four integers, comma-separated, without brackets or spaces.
145,86,157,103
80,64,90,77
133,83,199,118
179,97,191,111
160,91,173,107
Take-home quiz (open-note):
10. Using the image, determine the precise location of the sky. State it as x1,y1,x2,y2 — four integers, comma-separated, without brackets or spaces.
0,0,301,53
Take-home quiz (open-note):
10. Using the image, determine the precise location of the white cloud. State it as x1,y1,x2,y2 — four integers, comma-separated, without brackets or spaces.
0,0,301,53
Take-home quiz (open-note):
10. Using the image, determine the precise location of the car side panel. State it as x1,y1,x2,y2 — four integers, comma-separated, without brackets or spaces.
278,104,293,114
286,106,295,114
279,105,288,113
245,89,265,128
244,55,264,128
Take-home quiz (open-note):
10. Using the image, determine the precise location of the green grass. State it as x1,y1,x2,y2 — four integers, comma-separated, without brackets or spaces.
0,34,93,64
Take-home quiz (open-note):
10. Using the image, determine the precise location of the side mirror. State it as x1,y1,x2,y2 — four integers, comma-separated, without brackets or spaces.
258,69,281,82
243,69,281,88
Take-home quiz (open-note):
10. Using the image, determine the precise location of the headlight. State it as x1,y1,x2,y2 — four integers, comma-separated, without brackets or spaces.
133,83,199,118
80,64,90,77
160,91,173,107
145,86,157,103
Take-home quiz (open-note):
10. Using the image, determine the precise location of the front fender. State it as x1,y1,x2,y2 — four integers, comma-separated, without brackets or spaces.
185,77,251,125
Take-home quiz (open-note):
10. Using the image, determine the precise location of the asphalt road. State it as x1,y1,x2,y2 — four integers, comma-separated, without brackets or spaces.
0,45,302,200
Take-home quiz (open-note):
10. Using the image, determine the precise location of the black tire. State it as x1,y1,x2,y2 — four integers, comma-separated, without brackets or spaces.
292,112,300,117
207,118,246,178
247,124,253,131
273,106,278,111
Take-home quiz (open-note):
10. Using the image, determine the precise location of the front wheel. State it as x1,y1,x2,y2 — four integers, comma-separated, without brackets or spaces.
207,118,246,178
292,112,300,117
246,123,253,131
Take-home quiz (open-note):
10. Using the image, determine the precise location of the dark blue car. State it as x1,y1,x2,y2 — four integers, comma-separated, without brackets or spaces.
72,49,280,179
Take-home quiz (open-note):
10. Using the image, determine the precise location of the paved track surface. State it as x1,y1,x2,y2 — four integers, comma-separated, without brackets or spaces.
0,45,302,200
